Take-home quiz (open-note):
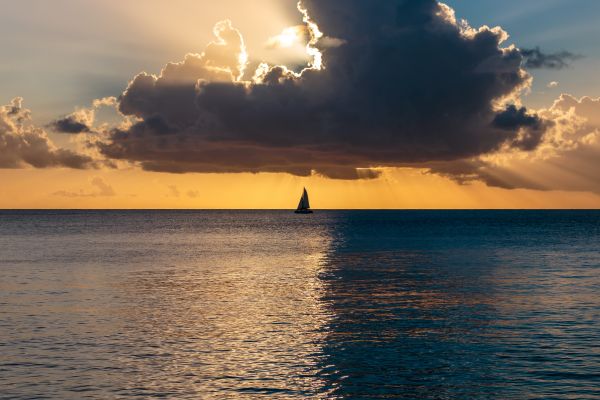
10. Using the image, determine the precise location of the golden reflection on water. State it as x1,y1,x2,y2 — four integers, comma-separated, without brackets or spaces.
114,226,335,398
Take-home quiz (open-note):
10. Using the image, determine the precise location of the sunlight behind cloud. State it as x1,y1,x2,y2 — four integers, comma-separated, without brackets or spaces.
267,26,305,49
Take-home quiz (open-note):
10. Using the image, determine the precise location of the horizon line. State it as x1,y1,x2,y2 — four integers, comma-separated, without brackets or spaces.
0,208,598,211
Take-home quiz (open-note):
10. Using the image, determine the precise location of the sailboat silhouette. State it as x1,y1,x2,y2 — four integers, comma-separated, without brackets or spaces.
294,188,313,214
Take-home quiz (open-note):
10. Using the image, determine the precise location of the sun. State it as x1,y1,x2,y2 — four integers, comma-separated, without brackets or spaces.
279,27,299,47
268,26,304,49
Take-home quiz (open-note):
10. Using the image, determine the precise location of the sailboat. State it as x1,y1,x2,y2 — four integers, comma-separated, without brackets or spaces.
295,188,313,214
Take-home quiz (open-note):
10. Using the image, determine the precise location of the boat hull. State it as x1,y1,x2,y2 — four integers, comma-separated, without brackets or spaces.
294,210,314,214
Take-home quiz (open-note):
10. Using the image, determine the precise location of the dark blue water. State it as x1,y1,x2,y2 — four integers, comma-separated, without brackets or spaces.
1,211,599,399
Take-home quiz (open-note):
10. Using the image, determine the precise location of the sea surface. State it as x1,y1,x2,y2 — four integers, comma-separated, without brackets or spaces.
0,210,599,399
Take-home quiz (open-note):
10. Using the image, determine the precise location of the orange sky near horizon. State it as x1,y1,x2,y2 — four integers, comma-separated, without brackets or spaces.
1,168,598,209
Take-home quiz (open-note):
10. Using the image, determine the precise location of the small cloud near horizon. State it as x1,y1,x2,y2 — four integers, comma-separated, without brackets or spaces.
53,177,116,198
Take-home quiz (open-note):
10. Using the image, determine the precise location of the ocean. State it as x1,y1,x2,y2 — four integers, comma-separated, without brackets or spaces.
1,210,599,399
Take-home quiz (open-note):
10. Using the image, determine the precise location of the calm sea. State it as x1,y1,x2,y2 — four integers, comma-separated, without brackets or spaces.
1,210,599,399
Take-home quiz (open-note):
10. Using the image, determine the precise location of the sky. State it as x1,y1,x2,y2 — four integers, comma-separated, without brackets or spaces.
1,0,599,209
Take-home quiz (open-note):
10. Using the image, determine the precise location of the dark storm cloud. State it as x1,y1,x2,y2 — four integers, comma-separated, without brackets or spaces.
0,98,94,169
100,0,548,179
49,97,116,134
492,105,547,151
49,115,91,134
521,47,581,70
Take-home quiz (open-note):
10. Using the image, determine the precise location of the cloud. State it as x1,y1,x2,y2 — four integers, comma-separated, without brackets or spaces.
0,98,95,169
49,110,93,134
547,81,559,88
427,94,600,193
167,185,181,197
49,97,117,134
53,177,116,198
521,47,581,69
492,105,547,151
94,0,551,180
